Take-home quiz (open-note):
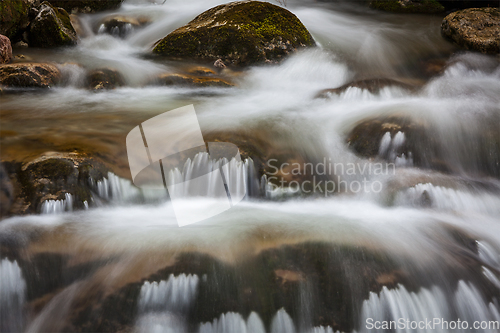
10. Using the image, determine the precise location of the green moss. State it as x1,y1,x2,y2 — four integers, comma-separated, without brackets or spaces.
370,0,444,14
29,2,77,47
0,0,30,39
153,1,315,65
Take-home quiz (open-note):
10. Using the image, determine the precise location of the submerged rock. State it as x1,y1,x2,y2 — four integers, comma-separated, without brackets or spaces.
45,0,123,13
0,35,12,64
346,115,444,170
86,68,124,90
0,63,60,88
152,1,315,66
155,73,235,88
0,0,31,40
369,0,445,14
29,1,77,48
441,7,500,54
4,152,108,215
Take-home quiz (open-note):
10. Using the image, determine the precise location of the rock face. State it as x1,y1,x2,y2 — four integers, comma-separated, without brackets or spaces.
369,0,445,14
86,68,124,90
29,1,78,48
441,7,500,54
0,35,13,64
0,63,61,88
45,0,123,13
0,0,31,40
153,1,315,66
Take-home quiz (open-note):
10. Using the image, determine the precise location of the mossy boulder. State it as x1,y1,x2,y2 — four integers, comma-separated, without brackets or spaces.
0,35,13,64
29,1,77,48
441,7,500,54
152,1,315,66
86,68,124,90
0,0,31,40
369,0,445,14
45,0,123,13
0,63,60,88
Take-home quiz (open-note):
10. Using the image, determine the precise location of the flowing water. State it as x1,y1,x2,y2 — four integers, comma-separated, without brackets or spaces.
1,0,500,332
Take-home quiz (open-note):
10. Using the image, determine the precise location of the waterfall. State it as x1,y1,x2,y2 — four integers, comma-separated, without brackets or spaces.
359,282,500,333
394,183,500,215
40,193,73,214
378,131,413,167
0,259,27,332
199,312,266,333
135,274,199,333
271,308,296,333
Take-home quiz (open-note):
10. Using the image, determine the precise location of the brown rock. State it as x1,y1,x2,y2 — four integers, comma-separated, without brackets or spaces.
441,7,500,54
29,1,78,48
156,73,234,88
0,35,12,64
86,68,124,90
0,63,61,88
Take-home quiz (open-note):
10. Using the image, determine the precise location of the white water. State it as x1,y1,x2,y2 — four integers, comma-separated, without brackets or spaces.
0,259,27,332
1,0,500,331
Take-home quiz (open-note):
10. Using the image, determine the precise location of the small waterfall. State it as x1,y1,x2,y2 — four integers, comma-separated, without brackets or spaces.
0,259,27,332
136,274,199,333
378,131,413,167
199,312,266,333
271,308,296,333
394,183,500,215
40,193,73,214
359,282,500,333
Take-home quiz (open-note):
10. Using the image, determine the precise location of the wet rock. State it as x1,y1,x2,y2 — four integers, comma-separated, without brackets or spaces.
369,0,445,14
0,63,60,88
98,15,143,38
214,59,227,69
0,163,14,218
0,0,31,40
155,73,235,88
70,14,88,39
346,115,444,170
441,7,500,54
29,1,78,48
316,78,416,98
86,68,124,90
152,1,315,66
186,66,216,76
0,35,12,64
45,0,123,13
5,152,108,215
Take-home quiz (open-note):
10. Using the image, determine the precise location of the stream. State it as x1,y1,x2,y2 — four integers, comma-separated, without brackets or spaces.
1,0,500,332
